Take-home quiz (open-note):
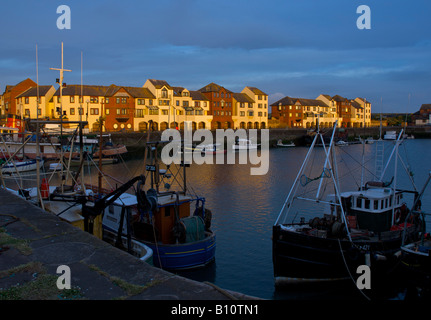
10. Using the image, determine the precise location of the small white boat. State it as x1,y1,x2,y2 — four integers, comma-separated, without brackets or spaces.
277,139,295,148
1,159,44,174
365,137,375,144
196,143,226,154
335,140,349,147
233,139,260,150
384,131,397,140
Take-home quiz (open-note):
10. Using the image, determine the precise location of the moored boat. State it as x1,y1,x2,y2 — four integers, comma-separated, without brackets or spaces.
233,138,260,150
1,158,44,174
272,122,427,293
277,139,295,148
101,140,216,270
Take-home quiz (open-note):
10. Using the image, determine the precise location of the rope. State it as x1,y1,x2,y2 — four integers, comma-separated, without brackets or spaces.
337,239,371,301
300,168,331,186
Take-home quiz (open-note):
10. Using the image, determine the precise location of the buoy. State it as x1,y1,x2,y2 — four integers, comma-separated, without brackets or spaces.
41,178,49,199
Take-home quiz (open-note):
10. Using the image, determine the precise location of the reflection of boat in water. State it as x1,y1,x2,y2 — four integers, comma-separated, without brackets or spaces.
273,122,427,293
277,139,295,148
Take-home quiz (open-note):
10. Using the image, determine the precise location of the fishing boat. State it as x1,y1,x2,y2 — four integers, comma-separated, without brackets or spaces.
277,139,295,148
398,171,431,293
101,140,216,270
272,122,427,292
233,138,260,150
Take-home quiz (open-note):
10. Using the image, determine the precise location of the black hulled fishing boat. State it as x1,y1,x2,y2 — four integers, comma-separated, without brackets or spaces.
273,121,429,294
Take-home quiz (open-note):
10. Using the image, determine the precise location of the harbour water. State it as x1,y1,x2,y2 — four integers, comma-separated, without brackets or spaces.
3,138,431,300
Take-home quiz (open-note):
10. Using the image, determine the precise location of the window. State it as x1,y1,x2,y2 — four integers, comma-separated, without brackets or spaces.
161,88,168,98
105,98,109,104
365,199,370,209
116,98,120,104
70,108,75,115
121,108,127,115
25,97,29,104
70,96,75,103
176,100,179,106
240,111,245,116
90,108,99,115
79,108,83,115
374,200,378,210
25,109,30,116
121,97,127,104
137,99,145,105
136,109,144,118
356,197,362,208
105,108,109,115
90,97,98,103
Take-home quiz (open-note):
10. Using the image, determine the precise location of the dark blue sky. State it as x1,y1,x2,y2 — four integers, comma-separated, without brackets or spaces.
1,0,431,113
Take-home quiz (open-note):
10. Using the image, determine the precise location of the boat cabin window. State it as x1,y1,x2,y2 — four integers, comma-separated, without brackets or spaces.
364,199,370,210
356,197,362,208
374,200,378,210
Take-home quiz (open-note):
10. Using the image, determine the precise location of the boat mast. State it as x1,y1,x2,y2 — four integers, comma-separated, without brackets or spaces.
50,42,71,193
35,44,44,210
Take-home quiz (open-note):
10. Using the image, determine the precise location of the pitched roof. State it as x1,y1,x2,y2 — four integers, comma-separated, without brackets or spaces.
16,86,53,98
105,85,155,99
271,96,330,107
331,95,348,102
189,91,209,101
53,84,110,97
148,79,172,89
3,78,36,95
198,82,233,93
233,92,254,103
245,86,267,96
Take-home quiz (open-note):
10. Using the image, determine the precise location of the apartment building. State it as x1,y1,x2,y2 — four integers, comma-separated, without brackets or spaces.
15,85,56,119
240,86,268,129
198,82,234,130
271,94,372,128
52,85,109,130
4,78,269,132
